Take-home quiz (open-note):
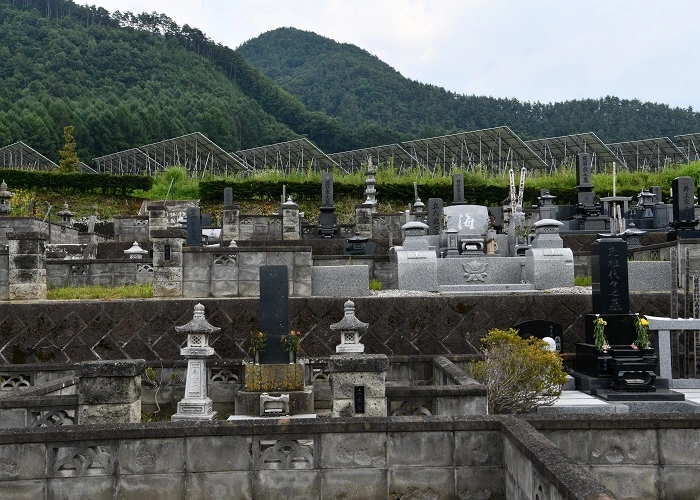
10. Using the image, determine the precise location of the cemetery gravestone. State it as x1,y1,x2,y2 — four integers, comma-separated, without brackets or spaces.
201,213,212,227
259,265,290,364
224,187,233,207
591,237,629,315
576,153,593,187
186,207,202,247
452,174,466,205
322,172,333,207
672,176,698,230
427,198,443,236
515,320,564,351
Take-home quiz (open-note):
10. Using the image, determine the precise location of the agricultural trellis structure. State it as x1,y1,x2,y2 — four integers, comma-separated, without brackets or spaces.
328,144,418,174
0,142,59,171
235,138,338,174
6,128,700,178
675,133,700,163
93,132,251,177
607,137,689,171
525,132,624,173
401,126,547,175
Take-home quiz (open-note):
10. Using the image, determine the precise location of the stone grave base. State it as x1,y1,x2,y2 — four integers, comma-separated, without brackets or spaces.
234,387,314,416
243,362,305,392
571,371,684,401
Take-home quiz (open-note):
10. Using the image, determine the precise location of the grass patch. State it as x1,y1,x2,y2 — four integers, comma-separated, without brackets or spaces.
369,278,383,291
574,276,592,286
47,283,153,300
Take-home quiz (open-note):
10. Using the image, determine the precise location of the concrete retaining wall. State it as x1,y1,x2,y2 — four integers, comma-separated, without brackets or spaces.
0,416,615,499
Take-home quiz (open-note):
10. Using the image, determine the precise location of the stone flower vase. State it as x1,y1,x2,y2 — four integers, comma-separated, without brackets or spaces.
254,352,260,365
288,351,296,364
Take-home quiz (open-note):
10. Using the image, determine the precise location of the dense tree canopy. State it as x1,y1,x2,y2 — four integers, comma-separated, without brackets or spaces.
239,27,700,144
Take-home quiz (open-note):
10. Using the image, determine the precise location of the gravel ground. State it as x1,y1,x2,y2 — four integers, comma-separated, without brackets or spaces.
370,286,592,297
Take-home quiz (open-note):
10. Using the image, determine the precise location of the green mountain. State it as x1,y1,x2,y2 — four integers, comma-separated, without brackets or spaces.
0,0,360,165
238,27,700,143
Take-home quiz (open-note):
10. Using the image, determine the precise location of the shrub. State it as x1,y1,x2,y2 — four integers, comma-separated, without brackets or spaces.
574,275,592,286
369,278,383,291
468,328,568,414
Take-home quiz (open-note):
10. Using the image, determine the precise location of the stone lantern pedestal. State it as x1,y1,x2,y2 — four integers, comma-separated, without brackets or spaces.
171,303,219,421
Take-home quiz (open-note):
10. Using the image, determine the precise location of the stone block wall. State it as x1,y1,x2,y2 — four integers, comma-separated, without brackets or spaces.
0,416,618,499
8,232,46,300
0,293,673,365
112,216,149,243
46,260,153,288
182,247,312,298
0,218,79,245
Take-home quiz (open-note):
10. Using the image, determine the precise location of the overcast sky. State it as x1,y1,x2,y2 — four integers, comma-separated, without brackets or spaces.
88,0,699,111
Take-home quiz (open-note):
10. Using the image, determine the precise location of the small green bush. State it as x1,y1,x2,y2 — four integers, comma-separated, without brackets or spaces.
574,276,592,286
468,328,568,414
369,278,383,291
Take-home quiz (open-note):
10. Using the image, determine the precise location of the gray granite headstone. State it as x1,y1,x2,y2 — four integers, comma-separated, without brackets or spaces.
442,205,489,235
201,213,212,227
591,237,629,314
576,153,592,187
186,207,202,247
322,172,334,207
672,176,695,222
224,187,233,207
650,186,662,203
259,265,290,364
452,174,465,204
427,198,443,235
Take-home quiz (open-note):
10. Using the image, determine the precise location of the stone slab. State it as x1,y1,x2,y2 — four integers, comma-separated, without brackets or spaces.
311,265,370,297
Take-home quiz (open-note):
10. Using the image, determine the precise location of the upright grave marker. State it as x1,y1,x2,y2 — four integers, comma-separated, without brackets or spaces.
427,198,443,236
186,206,202,247
259,265,290,364
452,174,466,205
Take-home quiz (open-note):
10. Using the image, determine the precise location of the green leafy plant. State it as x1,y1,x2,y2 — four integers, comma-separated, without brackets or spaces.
282,329,302,353
633,314,651,349
593,315,609,351
369,278,383,291
574,275,592,286
468,328,568,414
249,331,268,355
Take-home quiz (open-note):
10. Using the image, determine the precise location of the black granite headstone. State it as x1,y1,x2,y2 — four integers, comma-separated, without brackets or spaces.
322,172,334,207
591,237,629,314
514,320,564,351
427,198,443,235
672,176,695,222
576,153,592,187
224,187,233,207
186,207,202,247
259,265,290,364
201,213,212,227
452,174,465,204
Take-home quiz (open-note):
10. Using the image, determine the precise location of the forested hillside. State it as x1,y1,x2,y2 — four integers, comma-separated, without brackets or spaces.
239,27,700,143
0,0,361,164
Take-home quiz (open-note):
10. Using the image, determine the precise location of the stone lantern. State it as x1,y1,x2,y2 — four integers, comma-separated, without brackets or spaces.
123,241,148,259
331,300,368,354
0,180,14,216
171,303,220,421
57,202,73,227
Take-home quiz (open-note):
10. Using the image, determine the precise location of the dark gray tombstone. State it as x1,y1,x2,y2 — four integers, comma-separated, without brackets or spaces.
576,153,593,187
452,174,465,205
591,237,629,314
224,187,233,207
201,213,212,227
650,186,662,203
427,198,443,236
672,176,695,224
322,172,334,207
259,265,290,364
514,320,564,351
186,207,202,247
